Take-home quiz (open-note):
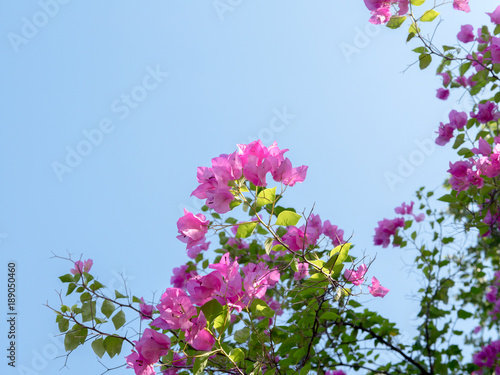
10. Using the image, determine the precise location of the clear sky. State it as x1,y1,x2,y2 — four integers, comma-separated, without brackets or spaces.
0,1,496,374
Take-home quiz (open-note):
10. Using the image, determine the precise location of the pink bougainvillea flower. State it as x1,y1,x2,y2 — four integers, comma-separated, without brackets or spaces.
151,288,197,331
369,6,392,25
448,160,471,179
448,160,473,190
70,259,93,275
322,220,345,247
457,24,475,43
294,262,309,281
368,277,390,297
473,340,500,370
135,328,171,365
139,297,154,320
211,153,242,185
487,5,500,24
325,371,347,375
282,226,307,252
455,75,468,87
373,217,405,248
436,88,450,100
187,241,210,259
186,272,222,306
397,0,409,15
242,262,280,302
394,201,414,215
471,101,500,124
453,0,470,13
271,157,308,186
363,0,386,11
176,209,209,249
190,167,217,200
394,201,425,222
471,138,492,156
170,265,197,290
209,253,245,312
125,351,155,375
344,264,367,286
449,110,467,130
304,213,323,245
437,72,451,86
205,186,234,214
414,213,425,222
185,311,215,351
435,122,454,146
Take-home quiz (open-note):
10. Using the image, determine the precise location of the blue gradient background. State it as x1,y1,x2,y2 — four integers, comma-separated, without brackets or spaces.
0,1,495,374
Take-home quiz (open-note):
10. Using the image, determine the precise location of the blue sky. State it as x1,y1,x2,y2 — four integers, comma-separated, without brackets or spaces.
0,1,496,374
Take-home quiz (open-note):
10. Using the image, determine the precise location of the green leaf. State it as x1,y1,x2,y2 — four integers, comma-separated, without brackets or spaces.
81,301,97,322
348,300,362,308
275,211,301,226
64,324,88,351
328,243,352,269
457,147,473,157
437,194,456,203
409,22,420,35
132,296,142,304
419,53,432,69
104,335,123,358
91,338,106,358
264,238,273,255
193,355,209,375
58,317,69,332
319,312,339,321
90,280,104,292
420,9,439,22
410,0,425,5
236,222,258,239
229,200,241,210
234,327,251,343
256,187,276,208
386,16,407,29
300,364,311,375
452,133,465,149
112,310,126,330
213,305,229,335
250,299,275,318
412,46,427,54
115,290,127,299
59,274,74,283
457,309,473,319
459,61,471,76
229,348,245,363
80,292,91,302
66,283,77,296
225,217,237,224
101,300,115,318
201,299,224,324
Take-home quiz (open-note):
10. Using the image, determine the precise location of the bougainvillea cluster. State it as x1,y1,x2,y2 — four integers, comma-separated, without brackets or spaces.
373,201,425,248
